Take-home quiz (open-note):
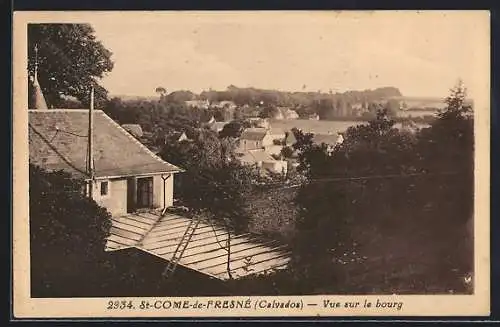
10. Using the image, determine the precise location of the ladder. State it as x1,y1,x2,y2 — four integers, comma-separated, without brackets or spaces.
161,215,202,279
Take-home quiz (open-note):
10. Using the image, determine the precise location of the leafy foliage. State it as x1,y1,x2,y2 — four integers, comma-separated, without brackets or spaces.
218,119,256,138
159,130,260,232
202,85,401,110
257,82,475,294
164,90,197,104
104,97,212,146
29,164,113,297
28,24,114,108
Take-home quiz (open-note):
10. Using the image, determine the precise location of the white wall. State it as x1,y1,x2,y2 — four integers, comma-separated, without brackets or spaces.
261,134,275,147
92,178,128,216
261,160,288,175
153,174,174,208
239,139,262,152
91,173,175,217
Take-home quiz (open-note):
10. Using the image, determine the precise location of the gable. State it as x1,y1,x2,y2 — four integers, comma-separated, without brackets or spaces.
240,128,268,141
29,109,182,179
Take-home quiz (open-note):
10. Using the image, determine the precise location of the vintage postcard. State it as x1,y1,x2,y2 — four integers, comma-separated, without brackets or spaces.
12,10,490,318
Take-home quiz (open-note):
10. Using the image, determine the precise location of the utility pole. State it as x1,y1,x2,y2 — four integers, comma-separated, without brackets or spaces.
87,86,95,197
34,44,38,79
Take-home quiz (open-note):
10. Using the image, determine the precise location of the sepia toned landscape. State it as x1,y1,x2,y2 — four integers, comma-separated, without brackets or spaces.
21,12,483,302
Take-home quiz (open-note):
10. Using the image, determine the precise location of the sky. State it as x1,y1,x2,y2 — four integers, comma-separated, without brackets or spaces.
85,11,489,99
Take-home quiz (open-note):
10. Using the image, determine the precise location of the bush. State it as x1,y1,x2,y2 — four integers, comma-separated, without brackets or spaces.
29,164,113,297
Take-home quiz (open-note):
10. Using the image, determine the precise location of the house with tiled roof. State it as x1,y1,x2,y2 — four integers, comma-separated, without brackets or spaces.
238,127,286,154
27,67,291,281
29,108,183,216
209,121,230,133
238,149,288,175
29,106,292,278
273,107,299,120
236,127,288,174
185,99,210,109
238,128,283,151
239,128,270,150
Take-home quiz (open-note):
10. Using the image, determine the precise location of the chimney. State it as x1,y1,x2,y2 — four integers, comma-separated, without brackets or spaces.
30,44,48,110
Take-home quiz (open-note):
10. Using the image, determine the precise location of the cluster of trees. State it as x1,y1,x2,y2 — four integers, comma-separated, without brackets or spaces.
196,85,405,121
159,130,256,231
230,82,474,295
27,23,474,296
27,23,440,127
104,97,212,135
157,128,298,279
28,24,113,109
198,85,401,108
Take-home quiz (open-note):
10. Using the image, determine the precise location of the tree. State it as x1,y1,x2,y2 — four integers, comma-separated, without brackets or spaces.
280,146,294,159
104,97,141,124
164,90,196,104
218,119,252,138
316,98,336,120
415,80,474,223
155,86,167,100
28,24,114,108
159,130,261,279
259,106,280,119
385,99,401,117
29,164,113,297
287,83,474,294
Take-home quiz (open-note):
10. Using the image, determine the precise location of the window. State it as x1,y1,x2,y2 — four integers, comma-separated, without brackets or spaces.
100,181,109,196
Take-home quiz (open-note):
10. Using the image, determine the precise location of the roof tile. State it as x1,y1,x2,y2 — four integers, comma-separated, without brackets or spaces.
29,109,182,179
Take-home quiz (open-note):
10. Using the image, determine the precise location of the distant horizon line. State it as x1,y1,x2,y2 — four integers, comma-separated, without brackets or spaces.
106,84,404,96
108,92,453,102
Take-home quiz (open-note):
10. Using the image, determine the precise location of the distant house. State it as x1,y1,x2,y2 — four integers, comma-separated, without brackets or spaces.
177,132,189,142
209,121,230,133
238,149,288,175
169,131,191,143
238,127,281,150
350,104,364,117
397,109,438,118
29,109,183,217
284,108,299,120
312,133,344,146
238,128,270,151
121,124,143,139
270,108,284,120
352,103,363,111
248,117,270,129
268,127,286,142
211,100,237,110
185,99,210,109
274,107,299,120
27,67,290,281
312,133,344,154
238,127,287,157
400,120,421,134
308,113,320,120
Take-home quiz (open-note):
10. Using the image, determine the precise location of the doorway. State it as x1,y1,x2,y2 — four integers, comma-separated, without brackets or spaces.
136,177,154,209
